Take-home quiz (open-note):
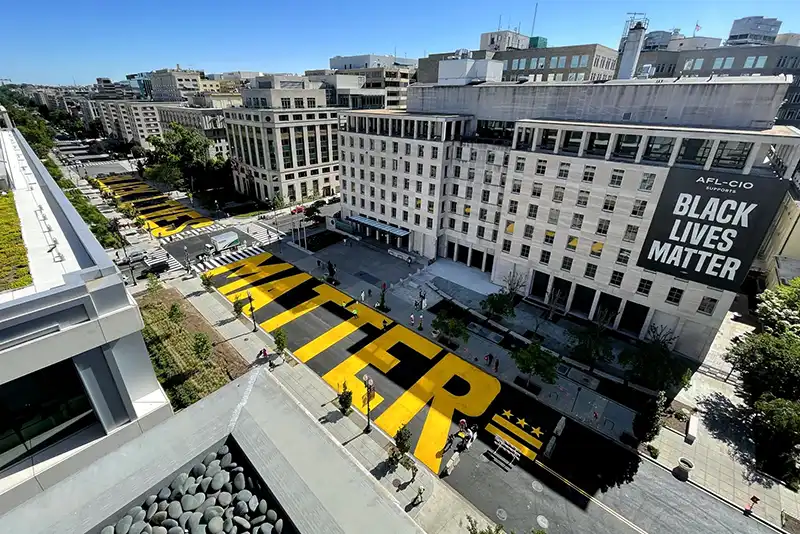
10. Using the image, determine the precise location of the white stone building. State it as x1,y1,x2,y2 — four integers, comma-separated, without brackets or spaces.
339,76,800,361
158,105,228,159
96,100,174,150
224,75,340,204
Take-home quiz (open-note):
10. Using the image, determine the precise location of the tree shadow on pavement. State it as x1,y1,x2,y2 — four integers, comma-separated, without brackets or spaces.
697,392,773,488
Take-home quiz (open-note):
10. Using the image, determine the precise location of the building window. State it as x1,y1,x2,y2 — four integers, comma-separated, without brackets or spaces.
677,138,713,166
548,208,560,225
666,287,684,305
712,141,753,169
610,271,624,287
616,248,631,265
698,296,719,315
508,200,519,214
531,182,543,197
477,226,485,239
623,225,639,243
744,56,756,69
558,162,570,179
636,279,653,296
596,218,610,236
602,195,617,212
462,221,469,233
582,165,595,183
527,204,538,219
448,218,455,229
502,239,512,252
515,156,526,172
638,173,656,192
723,57,734,69
281,98,290,109
487,151,495,164
631,200,647,218
571,213,584,229
521,244,531,258
576,190,590,207
524,224,534,238
566,235,578,251
504,220,514,234
609,169,624,187
512,179,522,193
553,186,565,203
561,256,573,272
712,57,724,69
544,230,556,245
535,159,546,175
584,263,597,279
540,250,551,265
590,241,604,258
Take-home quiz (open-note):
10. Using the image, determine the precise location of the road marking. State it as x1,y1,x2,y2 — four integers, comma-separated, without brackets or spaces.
534,460,649,534
260,284,350,332
490,414,544,449
485,423,538,462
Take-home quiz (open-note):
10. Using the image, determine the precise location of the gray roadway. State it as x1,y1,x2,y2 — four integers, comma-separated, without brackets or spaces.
202,243,775,534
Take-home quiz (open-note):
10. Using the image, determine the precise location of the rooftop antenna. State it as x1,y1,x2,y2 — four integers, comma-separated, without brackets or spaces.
498,15,502,32
530,2,538,36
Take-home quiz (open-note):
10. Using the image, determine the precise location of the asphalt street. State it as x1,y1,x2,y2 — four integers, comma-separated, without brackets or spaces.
200,251,776,534
162,227,254,264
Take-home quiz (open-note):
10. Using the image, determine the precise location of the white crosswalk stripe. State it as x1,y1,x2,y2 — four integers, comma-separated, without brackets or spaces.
146,249,183,272
158,223,227,243
242,223,285,245
192,245,268,273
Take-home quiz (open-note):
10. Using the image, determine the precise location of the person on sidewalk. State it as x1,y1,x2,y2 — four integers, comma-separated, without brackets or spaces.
418,313,423,330
382,319,389,331
343,238,347,247
410,313,415,327
494,359,499,373
488,353,494,366
360,290,365,302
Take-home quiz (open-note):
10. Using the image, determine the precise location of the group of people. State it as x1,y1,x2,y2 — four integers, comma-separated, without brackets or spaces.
443,418,479,454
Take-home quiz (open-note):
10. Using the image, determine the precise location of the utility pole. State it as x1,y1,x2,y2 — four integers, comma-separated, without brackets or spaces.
363,374,376,433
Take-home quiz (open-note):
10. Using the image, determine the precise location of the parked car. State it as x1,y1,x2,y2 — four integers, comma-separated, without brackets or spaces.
141,259,170,276
327,197,341,204
116,250,147,265
291,205,305,214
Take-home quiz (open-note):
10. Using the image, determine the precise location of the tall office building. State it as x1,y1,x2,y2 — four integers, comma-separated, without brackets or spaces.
338,75,800,362
224,74,340,203
329,55,416,109
158,105,229,159
0,113,171,513
95,100,173,149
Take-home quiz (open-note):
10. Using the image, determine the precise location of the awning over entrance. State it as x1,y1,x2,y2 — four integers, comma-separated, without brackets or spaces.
348,215,410,237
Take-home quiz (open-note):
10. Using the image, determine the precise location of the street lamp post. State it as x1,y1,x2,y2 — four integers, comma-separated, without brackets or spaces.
247,290,258,332
363,374,375,434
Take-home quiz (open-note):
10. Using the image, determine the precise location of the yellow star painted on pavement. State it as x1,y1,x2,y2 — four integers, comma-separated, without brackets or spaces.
530,427,543,438
502,409,513,419
516,418,529,429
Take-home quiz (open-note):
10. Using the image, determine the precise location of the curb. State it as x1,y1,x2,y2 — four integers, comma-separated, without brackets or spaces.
638,452,789,534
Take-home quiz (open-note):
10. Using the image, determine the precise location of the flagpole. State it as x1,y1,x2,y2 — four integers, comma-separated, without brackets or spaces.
693,20,699,38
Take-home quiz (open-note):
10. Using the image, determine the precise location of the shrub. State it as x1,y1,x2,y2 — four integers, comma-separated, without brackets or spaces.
200,273,213,291
338,382,353,414
233,296,246,317
273,327,287,354
394,423,412,455
646,444,660,459
192,333,212,363
0,192,32,292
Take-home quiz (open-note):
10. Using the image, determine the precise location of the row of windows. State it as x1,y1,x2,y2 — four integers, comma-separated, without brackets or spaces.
342,199,435,229
342,177,436,197
683,55,768,72
514,159,657,192
224,111,335,122
342,136,442,159
341,160,439,179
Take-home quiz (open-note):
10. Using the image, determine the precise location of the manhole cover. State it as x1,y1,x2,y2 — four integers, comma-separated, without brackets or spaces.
537,516,549,529
496,509,508,521
392,478,402,488
531,481,543,492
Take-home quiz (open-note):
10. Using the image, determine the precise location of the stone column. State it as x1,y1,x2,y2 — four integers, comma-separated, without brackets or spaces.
553,129,564,155
512,127,520,150
782,147,800,180
634,135,648,164
564,282,578,312
428,121,433,140
466,246,473,267
638,307,656,339
577,131,589,157
742,142,761,174
587,290,602,321
703,139,721,171
481,251,488,272
668,137,685,167
612,302,626,330
605,133,618,161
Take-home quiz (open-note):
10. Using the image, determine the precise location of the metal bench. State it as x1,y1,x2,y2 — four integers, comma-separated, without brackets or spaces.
493,435,521,466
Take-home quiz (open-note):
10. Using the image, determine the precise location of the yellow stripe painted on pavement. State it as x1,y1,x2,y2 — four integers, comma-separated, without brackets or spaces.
222,273,311,314
490,414,544,449
215,263,292,294
485,423,538,462
534,460,649,534
260,284,350,332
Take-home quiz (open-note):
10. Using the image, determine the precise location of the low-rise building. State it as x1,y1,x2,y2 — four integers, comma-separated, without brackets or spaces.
150,67,220,102
339,75,800,362
0,125,171,513
224,74,340,203
306,70,386,109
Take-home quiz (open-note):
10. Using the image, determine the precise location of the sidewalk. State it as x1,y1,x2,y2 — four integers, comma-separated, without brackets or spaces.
649,372,800,530
167,273,494,534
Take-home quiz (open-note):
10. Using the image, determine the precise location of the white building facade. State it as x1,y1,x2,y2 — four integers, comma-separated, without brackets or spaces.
340,77,800,361
96,101,169,150
158,106,229,159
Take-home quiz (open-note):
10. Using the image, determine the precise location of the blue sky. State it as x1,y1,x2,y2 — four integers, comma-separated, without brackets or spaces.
4,0,798,85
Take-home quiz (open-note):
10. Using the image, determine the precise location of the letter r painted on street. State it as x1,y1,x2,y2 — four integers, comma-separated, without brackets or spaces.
375,353,501,474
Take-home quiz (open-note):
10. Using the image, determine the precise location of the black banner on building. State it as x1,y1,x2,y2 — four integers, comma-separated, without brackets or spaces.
636,167,788,292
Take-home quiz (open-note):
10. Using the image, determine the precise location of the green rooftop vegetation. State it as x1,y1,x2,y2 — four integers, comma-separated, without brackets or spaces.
0,192,32,292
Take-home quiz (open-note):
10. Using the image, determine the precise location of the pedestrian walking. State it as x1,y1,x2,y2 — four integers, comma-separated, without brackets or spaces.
484,354,490,366
410,313,415,327
488,353,494,366
494,359,499,373
343,238,347,247
382,319,388,331
360,290,365,302
422,297,427,310
368,288,372,298
418,313,424,330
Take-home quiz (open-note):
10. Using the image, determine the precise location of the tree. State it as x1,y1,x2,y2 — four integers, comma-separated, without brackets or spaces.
480,268,526,321
394,423,412,456
377,282,389,312
338,381,353,414
168,303,185,329
200,273,213,291
633,391,667,443
619,325,690,391
462,516,510,534
233,296,246,318
753,396,800,475
144,161,183,190
192,333,212,363
567,310,615,371
273,328,287,354
511,340,560,386
148,123,210,175
146,273,162,299
757,277,800,336
725,332,800,407
502,267,527,297
431,312,469,346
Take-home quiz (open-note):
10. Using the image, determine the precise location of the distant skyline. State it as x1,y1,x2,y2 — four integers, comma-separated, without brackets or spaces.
4,0,799,85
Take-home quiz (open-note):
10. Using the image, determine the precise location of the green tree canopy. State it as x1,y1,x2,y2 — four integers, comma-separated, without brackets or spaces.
511,340,560,386
567,317,614,371
725,332,800,407
757,277,800,336
619,325,691,391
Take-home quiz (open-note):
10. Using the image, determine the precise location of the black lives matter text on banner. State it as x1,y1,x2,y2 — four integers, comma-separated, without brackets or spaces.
636,167,788,292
